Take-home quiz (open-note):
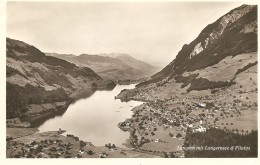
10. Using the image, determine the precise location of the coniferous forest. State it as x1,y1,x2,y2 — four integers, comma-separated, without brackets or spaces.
183,128,257,157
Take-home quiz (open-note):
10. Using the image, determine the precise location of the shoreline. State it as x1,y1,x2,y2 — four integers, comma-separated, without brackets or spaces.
7,82,117,129
6,84,162,158
117,102,185,158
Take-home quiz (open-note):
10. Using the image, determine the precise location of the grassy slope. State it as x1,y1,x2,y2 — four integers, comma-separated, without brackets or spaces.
6,38,104,120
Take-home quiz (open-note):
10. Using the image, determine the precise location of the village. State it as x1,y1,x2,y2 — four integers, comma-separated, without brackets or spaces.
117,82,257,157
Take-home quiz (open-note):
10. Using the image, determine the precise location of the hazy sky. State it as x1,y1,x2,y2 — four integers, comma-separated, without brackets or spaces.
7,2,246,66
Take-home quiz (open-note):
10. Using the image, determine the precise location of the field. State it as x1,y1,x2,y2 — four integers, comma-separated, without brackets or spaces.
215,110,257,132
140,126,185,152
7,128,38,139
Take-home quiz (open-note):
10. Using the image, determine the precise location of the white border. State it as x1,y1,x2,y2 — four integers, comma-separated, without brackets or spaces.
1,0,260,165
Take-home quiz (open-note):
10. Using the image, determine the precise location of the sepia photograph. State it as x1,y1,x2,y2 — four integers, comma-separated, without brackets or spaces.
2,0,258,161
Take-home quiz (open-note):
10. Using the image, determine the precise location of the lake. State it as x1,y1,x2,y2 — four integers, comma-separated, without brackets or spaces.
37,84,142,147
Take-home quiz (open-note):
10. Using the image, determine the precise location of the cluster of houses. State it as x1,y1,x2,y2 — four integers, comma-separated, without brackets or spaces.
7,139,73,158
131,95,253,137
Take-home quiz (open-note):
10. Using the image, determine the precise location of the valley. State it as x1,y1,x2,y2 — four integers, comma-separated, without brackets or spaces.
6,4,258,158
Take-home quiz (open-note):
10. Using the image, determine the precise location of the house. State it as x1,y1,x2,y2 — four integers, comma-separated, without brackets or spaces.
198,103,206,108
186,123,194,128
193,126,206,133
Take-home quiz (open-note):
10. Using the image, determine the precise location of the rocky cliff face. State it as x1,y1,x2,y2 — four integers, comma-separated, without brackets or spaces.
6,38,112,123
147,5,257,85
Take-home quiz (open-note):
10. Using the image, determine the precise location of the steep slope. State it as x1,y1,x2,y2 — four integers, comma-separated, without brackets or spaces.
46,53,160,81
6,38,114,125
118,4,257,100
138,4,257,89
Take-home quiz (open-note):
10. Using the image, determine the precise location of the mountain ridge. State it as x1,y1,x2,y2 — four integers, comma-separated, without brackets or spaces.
118,4,257,99
46,52,160,81
149,4,257,84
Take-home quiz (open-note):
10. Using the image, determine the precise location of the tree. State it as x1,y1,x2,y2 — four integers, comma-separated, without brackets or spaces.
108,143,111,149
35,145,43,154
169,132,173,137
80,140,86,150
162,152,168,158
91,82,97,88
31,141,37,146
151,132,155,136
176,133,182,138
112,144,116,148
87,150,94,155
169,152,175,158
72,136,79,141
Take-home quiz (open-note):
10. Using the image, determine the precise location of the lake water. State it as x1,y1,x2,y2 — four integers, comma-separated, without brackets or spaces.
38,84,142,147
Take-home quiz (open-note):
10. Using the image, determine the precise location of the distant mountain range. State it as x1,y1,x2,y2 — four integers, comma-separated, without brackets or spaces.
46,52,160,81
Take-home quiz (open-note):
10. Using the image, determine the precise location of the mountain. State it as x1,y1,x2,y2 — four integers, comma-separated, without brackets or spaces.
6,38,115,125
116,3,258,114
98,53,158,72
46,53,160,81
136,4,257,91
115,5,257,156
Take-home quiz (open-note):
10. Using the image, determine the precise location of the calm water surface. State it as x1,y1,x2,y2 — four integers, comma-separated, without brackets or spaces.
38,84,142,147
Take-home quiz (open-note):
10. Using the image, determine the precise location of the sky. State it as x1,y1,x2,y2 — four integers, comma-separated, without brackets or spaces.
7,1,247,66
